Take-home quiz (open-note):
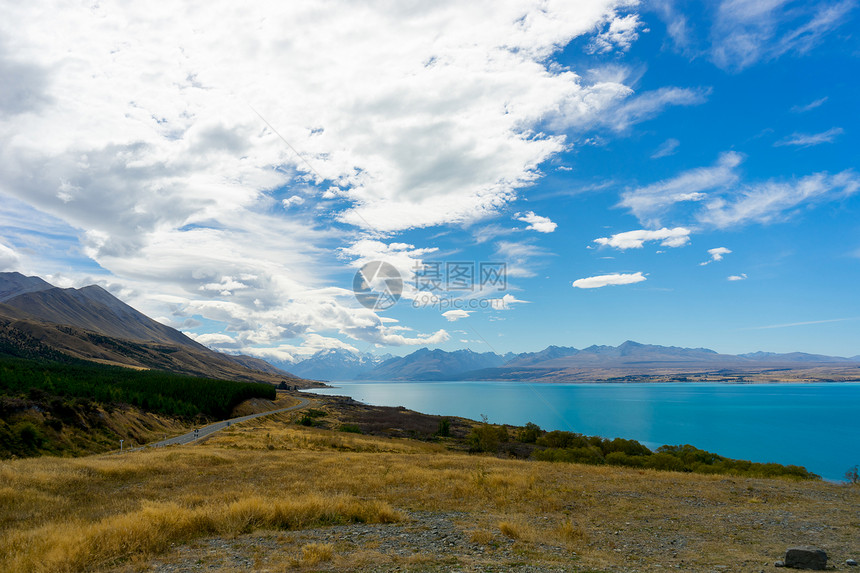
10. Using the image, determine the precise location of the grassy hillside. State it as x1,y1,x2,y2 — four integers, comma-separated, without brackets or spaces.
1,408,856,572
0,356,275,459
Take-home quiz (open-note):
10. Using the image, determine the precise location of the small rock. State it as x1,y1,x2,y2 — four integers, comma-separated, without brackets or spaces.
784,546,827,570
775,561,785,568
847,559,858,567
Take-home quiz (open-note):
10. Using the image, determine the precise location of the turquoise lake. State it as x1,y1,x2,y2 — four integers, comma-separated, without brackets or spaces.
305,381,860,481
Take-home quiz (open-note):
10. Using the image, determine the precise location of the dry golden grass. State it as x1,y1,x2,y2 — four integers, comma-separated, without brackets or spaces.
1,410,857,572
300,542,334,565
1,493,400,573
468,528,496,545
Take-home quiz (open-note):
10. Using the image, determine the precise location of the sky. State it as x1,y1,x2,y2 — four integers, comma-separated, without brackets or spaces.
1,0,859,361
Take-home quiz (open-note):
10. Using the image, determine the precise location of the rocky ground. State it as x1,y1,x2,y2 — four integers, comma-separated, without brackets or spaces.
121,500,859,573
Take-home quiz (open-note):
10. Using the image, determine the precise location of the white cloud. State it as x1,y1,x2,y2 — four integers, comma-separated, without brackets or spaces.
187,332,240,348
0,0,702,354
282,195,305,208
488,293,529,309
472,224,511,244
594,227,691,250
572,271,646,289
651,138,680,159
621,151,860,230
727,273,747,281
791,97,828,113
442,310,471,322
567,86,709,133
0,242,20,270
710,0,855,71
226,334,362,364
587,13,646,54
516,211,557,233
619,151,743,225
774,127,844,147
698,170,860,228
495,240,549,278
651,0,696,55
700,246,732,265
744,317,859,329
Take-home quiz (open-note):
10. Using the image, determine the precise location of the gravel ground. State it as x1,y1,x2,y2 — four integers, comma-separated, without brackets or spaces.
135,510,584,572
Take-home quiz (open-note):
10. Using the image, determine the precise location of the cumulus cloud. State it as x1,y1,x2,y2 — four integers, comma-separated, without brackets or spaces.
442,310,471,321
0,0,700,354
594,227,691,249
516,211,557,233
727,273,748,281
587,13,646,53
488,293,529,309
187,332,240,348
700,246,732,265
774,127,844,147
0,242,20,270
282,195,305,208
572,271,646,289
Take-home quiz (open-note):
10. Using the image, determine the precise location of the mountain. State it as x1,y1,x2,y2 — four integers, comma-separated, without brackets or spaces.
503,345,578,367
458,341,860,382
0,272,310,386
0,271,53,302
739,351,856,363
283,339,860,382
287,349,393,381
359,348,506,380
0,283,204,349
221,354,292,376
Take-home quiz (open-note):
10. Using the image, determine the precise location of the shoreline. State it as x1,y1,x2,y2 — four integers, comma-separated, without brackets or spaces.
300,381,860,482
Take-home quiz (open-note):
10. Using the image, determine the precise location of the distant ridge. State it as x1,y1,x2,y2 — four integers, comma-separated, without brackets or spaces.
286,340,860,382
358,348,505,380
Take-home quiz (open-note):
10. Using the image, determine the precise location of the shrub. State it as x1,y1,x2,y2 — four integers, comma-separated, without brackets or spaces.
436,417,450,437
605,451,645,467
533,446,604,465
468,423,508,453
338,424,362,434
517,422,541,443
644,452,687,472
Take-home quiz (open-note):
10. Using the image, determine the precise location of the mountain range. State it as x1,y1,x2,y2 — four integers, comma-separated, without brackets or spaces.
0,272,307,386
4,271,858,385
287,340,860,382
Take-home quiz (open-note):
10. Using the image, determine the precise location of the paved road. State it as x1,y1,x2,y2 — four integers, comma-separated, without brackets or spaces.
141,396,311,449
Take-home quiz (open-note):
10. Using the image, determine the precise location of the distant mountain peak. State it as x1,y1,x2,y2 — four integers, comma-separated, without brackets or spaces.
0,271,54,303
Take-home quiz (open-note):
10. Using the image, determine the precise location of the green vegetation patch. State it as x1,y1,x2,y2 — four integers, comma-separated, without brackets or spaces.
0,356,276,458
469,421,819,480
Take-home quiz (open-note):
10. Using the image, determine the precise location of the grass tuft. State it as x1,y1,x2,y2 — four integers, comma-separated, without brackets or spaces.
301,542,334,565
1,494,401,573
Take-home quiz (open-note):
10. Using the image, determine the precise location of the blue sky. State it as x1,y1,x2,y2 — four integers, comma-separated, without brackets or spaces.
1,1,858,361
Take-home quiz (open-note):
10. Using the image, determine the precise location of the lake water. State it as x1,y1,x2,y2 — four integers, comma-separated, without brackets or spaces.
305,381,860,481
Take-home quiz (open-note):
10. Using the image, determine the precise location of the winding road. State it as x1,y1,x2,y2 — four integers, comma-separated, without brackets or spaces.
142,395,311,449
